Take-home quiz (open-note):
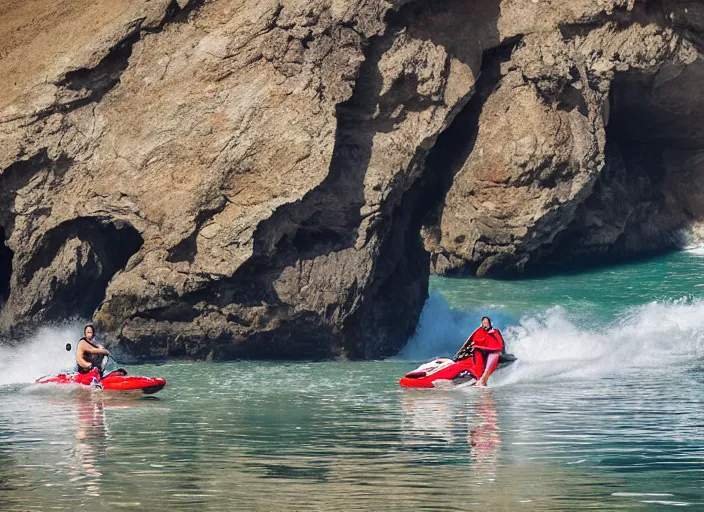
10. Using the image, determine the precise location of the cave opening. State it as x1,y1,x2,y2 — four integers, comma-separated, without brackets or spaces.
419,38,520,275
0,227,13,305
22,218,144,322
71,220,145,320
537,58,704,273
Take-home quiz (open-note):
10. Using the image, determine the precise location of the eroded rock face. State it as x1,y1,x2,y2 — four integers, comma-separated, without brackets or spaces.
1,0,704,358
426,1,704,276
0,0,501,358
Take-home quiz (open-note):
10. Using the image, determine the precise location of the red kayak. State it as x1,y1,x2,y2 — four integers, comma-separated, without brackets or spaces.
36,367,166,395
399,351,516,388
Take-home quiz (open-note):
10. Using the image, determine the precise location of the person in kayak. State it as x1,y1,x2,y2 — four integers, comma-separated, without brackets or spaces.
76,324,110,376
455,317,505,387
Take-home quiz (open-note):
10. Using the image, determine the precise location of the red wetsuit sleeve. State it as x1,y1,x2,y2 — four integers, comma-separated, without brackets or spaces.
467,328,482,347
471,328,504,352
493,329,505,351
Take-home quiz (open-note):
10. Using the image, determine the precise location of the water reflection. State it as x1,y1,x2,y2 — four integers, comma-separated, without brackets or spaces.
467,391,500,480
2,361,703,511
71,397,107,497
400,389,501,480
0,428,21,511
401,391,462,445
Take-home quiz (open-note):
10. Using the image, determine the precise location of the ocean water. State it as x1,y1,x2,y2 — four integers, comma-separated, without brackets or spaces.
1,250,704,510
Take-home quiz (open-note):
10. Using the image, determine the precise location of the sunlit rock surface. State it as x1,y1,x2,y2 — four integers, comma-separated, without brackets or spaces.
1,0,703,358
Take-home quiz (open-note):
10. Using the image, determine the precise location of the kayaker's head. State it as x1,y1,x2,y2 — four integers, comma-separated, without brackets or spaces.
84,323,96,341
481,317,492,331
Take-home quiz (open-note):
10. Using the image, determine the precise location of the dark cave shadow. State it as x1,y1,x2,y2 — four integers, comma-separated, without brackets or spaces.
484,247,682,281
0,227,12,306
20,217,144,322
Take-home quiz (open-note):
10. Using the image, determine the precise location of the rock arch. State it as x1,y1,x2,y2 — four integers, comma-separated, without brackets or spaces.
0,218,143,334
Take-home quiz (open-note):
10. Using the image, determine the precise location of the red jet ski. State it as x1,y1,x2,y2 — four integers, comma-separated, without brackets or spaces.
36,367,166,395
399,352,516,388
399,326,516,388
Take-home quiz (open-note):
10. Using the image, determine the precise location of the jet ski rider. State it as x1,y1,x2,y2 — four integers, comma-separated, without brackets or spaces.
76,323,110,376
455,316,505,387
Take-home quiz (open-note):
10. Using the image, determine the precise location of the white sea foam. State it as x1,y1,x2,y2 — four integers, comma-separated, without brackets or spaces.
683,243,704,256
5,292,704,388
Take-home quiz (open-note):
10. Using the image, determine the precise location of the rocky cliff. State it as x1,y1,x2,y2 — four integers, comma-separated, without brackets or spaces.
0,0,703,359
424,1,704,276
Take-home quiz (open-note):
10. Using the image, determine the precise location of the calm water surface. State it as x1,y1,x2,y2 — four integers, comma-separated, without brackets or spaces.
2,362,703,511
2,250,704,511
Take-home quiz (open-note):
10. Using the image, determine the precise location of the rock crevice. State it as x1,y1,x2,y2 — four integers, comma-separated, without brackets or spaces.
0,228,12,305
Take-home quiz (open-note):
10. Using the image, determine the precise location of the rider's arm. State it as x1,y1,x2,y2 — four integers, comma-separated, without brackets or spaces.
76,341,90,367
79,340,110,356
472,329,504,351
466,327,483,348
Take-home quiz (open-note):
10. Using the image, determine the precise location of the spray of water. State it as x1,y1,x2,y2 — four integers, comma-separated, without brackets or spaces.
397,293,704,386
683,243,704,256
4,292,704,388
0,320,84,386
501,299,704,384
397,292,513,361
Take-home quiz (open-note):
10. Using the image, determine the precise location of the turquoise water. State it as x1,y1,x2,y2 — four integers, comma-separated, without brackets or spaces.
432,249,704,319
1,249,704,510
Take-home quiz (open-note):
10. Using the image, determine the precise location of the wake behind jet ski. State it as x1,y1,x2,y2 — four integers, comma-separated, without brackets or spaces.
400,317,515,388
